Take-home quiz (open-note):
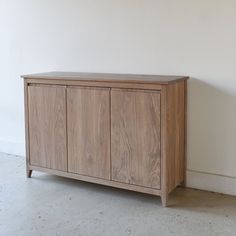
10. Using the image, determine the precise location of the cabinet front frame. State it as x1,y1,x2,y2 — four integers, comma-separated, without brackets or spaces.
24,79,166,198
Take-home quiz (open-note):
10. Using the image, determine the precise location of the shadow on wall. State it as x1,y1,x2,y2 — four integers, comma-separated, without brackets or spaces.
187,78,236,178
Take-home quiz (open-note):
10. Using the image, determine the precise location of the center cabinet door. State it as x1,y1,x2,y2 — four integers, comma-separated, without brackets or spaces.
111,89,161,189
67,87,110,180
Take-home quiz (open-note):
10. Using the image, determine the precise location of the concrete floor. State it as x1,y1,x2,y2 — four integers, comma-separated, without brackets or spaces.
0,153,236,236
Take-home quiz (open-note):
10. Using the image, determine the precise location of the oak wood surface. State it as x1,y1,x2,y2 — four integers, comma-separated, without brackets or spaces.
26,79,164,91
22,71,188,84
166,81,186,193
111,89,161,189
183,80,188,187
24,80,30,176
28,85,67,171
23,73,189,207
67,87,110,179
29,165,161,197
160,86,168,206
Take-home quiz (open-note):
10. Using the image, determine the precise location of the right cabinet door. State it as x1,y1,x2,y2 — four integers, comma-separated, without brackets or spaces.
111,89,161,189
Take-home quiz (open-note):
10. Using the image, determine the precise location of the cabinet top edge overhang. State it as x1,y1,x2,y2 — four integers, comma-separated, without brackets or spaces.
21,71,189,85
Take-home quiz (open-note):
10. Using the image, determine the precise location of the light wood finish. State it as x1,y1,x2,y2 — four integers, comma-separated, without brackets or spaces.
166,81,186,193
183,80,188,187
160,86,168,207
22,72,188,207
67,87,110,179
28,85,67,171
22,71,188,84
29,165,161,196
27,79,164,91
158,81,187,206
111,89,161,189
24,80,31,177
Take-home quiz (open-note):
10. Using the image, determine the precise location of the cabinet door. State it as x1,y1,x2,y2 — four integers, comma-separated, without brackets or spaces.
111,89,161,189
67,87,110,180
28,85,67,171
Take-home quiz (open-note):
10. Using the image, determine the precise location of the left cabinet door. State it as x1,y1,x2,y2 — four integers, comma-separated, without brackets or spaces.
28,85,67,171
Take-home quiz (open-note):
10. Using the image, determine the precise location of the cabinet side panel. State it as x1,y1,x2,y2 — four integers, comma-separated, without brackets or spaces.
166,81,186,193
111,89,161,189
67,87,110,180
24,80,30,173
28,85,67,171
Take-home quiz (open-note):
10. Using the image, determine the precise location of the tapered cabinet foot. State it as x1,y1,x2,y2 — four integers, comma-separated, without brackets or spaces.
27,170,33,178
180,180,186,188
161,195,168,207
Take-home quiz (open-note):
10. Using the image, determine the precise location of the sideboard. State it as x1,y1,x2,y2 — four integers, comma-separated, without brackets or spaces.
22,72,188,206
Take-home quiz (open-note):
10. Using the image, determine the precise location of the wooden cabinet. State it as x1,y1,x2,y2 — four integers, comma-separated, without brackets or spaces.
22,72,188,206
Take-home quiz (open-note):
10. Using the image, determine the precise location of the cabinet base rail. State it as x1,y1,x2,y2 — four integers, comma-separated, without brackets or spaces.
27,165,170,206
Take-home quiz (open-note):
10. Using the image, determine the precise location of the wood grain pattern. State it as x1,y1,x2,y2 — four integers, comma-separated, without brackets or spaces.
166,81,186,193
67,87,110,180
29,165,161,197
28,85,67,171
160,86,168,206
23,73,188,207
111,89,161,189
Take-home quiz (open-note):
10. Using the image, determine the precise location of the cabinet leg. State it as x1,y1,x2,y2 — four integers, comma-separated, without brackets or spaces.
27,169,33,178
180,179,186,188
161,194,168,207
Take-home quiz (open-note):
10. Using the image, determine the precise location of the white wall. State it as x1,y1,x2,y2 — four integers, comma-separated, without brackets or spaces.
1,0,236,195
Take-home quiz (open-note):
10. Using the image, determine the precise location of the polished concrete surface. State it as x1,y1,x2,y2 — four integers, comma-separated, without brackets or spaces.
0,152,236,236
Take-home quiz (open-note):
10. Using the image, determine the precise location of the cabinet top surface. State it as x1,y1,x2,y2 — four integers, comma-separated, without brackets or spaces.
22,72,188,84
